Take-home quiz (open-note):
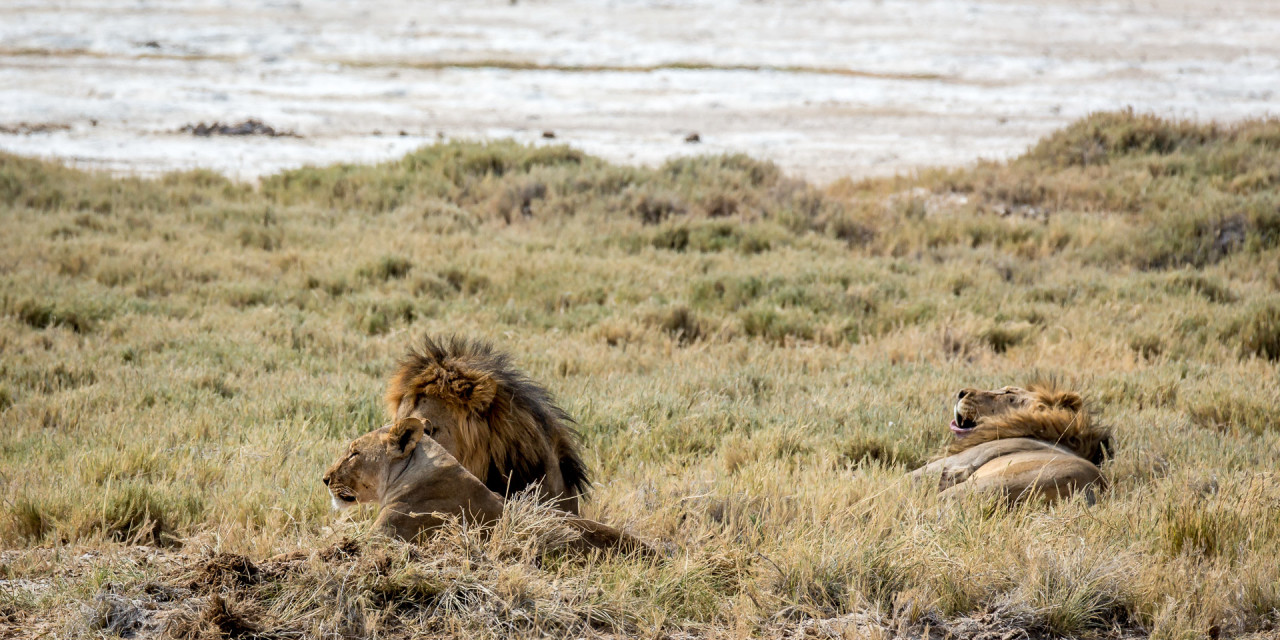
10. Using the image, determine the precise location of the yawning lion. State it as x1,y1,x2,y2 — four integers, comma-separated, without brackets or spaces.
910,383,1112,505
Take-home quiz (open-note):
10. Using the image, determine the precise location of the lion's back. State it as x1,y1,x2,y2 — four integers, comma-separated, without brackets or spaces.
968,449,1105,504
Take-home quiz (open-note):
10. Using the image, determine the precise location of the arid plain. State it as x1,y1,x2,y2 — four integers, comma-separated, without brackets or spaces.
3,0,1280,182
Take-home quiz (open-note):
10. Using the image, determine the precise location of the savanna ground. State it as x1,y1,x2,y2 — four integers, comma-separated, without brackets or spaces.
2,111,1279,639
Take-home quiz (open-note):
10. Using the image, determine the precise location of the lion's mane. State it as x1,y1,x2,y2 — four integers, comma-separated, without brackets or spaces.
945,382,1112,466
385,335,590,502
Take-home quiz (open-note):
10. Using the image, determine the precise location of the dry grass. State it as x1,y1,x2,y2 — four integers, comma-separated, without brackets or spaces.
2,111,1280,639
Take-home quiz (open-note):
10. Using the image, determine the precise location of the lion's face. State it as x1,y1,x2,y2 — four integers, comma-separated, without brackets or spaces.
322,418,424,511
950,386,1039,437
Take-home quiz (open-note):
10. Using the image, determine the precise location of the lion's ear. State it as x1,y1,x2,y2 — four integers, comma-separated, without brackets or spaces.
386,417,425,459
450,368,498,414
1055,392,1084,413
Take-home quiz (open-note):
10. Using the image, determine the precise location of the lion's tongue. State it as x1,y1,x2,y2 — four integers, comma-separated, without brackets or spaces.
950,419,973,436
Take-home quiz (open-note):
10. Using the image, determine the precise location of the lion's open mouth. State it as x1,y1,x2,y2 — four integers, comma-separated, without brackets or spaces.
950,408,977,436
330,491,357,511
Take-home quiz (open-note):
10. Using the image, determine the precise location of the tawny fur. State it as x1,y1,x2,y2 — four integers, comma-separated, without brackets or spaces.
385,335,589,509
909,382,1114,506
945,384,1112,466
322,419,647,556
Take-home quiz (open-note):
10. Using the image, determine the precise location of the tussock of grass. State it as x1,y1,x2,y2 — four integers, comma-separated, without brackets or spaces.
839,434,924,470
1184,385,1280,436
3,111,1280,638
1236,299,1280,361
11,297,113,333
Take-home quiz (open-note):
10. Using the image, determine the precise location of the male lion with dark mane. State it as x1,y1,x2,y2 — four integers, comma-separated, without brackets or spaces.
385,335,588,514
910,383,1112,505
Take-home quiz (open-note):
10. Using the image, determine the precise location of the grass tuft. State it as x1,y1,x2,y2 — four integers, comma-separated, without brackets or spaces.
12,298,109,333
839,434,923,469
358,254,414,282
1236,300,1280,361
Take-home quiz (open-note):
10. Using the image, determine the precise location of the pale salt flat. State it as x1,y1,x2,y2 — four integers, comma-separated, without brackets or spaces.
1,0,1278,183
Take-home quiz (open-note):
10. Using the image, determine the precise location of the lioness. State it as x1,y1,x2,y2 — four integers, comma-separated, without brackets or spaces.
910,384,1111,505
385,336,588,514
322,417,648,555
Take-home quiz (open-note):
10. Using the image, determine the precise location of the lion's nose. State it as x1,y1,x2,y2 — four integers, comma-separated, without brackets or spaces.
322,473,331,486
957,389,971,401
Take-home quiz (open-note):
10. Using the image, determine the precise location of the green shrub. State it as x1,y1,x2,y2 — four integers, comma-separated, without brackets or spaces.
1026,109,1215,168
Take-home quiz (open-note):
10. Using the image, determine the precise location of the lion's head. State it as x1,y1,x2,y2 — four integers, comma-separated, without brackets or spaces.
384,335,589,513
322,419,425,511
945,383,1110,465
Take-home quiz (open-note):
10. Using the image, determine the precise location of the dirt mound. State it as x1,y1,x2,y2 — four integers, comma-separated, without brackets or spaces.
189,553,261,590
195,595,263,639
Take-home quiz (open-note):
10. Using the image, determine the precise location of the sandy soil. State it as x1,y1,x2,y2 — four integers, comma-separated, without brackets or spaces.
2,0,1278,184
